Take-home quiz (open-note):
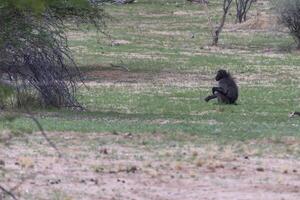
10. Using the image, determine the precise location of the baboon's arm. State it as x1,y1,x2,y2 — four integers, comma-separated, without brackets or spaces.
212,87,227,95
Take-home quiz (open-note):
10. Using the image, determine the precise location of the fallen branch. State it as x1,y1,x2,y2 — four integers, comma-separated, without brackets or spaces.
0,185,18,200
25,108,62,158
110,63,130,72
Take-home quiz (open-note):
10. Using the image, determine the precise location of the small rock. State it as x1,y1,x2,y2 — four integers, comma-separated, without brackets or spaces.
195,160,205,167
48,179,61,185
256,167,264,172
99,148,108,154
90,178,98,185
216,164,224,169
112,130,119,135
126,166,137,173
0,160,5,166
80,179,86,184
124,132,133,138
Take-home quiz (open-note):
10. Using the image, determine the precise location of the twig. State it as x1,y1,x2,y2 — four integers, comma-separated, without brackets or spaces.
110,63,129,72
0,185,18,200
24,108,62,158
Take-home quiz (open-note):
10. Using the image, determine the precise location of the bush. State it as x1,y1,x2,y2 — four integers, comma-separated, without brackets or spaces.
0,0,107,108
276,0,300,49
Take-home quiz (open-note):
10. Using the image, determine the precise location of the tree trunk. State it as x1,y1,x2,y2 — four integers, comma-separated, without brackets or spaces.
211,0,233,46
235,0,255,23
212,30,219,46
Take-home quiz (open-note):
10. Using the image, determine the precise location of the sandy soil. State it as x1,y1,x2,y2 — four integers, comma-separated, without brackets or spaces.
84,69,212,87
83,68,282,89
1,131,300,200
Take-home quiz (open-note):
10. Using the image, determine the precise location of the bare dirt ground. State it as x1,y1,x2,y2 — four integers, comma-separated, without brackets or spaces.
83,68,283,89
1,131,300,200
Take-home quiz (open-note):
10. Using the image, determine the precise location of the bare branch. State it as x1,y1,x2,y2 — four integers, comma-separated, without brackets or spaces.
235,0,256,23
0,185,18,200
205,0,233,46
24,107,62,158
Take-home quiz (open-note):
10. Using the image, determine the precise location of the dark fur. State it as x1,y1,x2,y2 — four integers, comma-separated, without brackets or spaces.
205,69,238,104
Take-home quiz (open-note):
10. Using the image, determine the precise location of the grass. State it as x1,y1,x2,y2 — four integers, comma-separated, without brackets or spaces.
2,0,300,148
2,85,300,144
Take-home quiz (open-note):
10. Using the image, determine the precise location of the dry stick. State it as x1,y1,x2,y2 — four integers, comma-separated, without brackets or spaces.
28,115,62,158
0,185,18,200
9,172,40,194
204,0,233,46
110,63,130,72
1,173,41,200
25,108,62,158
0,111,61,199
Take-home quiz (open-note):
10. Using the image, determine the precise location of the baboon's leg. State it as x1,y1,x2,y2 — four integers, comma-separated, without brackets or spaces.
216,92,230,104
205,94,217,102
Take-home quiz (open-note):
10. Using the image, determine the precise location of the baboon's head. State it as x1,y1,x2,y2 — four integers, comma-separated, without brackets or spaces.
215,69,230,81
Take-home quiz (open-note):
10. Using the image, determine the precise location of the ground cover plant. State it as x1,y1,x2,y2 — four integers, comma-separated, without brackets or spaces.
1,0,300,199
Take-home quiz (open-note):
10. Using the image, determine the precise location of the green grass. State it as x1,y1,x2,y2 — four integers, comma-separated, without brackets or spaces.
2,0,300,148
2,85,300,144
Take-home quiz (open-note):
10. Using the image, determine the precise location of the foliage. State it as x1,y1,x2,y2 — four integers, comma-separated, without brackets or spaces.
275,0,300,49
0,0,107,108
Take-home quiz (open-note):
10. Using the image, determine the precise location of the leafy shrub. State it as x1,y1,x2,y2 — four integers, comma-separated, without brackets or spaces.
0,0,107,108
276,0,300,48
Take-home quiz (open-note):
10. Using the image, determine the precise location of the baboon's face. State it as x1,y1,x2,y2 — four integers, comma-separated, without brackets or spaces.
215,69,228,81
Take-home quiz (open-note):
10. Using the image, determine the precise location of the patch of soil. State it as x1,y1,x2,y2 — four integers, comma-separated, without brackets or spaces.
84,69,213,87
150,30,185,36
227,12,280,31
111,40,131,46
1,132,300,200
173,10,206,16
83,67,281,89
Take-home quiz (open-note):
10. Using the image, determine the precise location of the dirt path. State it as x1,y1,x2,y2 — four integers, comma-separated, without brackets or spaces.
1,132,300,200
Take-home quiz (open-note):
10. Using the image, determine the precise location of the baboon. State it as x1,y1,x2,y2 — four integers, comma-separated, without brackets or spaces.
205,69,238,104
